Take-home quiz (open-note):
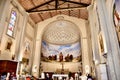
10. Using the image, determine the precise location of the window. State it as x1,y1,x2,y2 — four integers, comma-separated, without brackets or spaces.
7,10,17,37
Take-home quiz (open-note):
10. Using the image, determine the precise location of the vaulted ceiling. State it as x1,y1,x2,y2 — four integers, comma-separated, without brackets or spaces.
18,0,92,23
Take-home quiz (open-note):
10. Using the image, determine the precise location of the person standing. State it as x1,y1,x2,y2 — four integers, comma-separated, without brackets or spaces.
87,74,93,80
79,74,87,80
1,72,7,80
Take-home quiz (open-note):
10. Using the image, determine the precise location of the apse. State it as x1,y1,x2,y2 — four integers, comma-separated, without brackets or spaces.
42,17,81,62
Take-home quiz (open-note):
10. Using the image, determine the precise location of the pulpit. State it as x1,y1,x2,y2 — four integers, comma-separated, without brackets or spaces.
0,60,18,74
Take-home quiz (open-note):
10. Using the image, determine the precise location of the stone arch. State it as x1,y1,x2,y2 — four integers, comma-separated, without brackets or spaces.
40,15,84,62
32,15,88,77
39,15,84,73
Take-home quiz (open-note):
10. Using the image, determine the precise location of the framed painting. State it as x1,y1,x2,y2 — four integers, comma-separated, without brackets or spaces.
113,0,120,46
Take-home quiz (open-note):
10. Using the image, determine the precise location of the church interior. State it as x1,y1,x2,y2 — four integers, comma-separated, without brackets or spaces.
0,0,120,80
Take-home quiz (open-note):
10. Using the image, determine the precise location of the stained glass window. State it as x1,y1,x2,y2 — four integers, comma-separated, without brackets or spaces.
7,10,17,37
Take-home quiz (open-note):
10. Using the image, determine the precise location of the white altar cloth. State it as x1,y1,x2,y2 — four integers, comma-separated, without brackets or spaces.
52,74,68,79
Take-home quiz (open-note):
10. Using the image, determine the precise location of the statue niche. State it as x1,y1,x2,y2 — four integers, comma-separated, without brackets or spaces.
6,39,12,51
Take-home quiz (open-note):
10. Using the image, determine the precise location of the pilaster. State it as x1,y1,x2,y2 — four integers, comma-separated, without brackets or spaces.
32,39,41,78
97,0,120,80
88,5,101,79
81,37,91,74
0,0,12,42
16,14,28,61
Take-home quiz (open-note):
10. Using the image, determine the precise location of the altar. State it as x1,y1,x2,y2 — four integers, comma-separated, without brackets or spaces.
52,74,68,80
56,69,69,74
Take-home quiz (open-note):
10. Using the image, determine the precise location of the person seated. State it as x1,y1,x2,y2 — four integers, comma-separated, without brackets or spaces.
26,77,31,80
6,72,10,80
46,73,50,80
41,72,45,79
79,74,87,80
70,76,74,80
58,76,62,80
10,72,17,80
87,74,93,80
1,72,7,80
75,72,79,78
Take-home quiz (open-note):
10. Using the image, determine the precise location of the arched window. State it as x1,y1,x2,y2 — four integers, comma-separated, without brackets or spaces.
7,10,17,37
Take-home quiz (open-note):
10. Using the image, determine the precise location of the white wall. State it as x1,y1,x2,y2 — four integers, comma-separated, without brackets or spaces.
0,1,20,60
42,62,80,72
0,0,35,64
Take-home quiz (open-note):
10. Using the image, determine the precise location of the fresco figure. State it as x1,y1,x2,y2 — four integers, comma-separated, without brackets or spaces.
59,52,63,62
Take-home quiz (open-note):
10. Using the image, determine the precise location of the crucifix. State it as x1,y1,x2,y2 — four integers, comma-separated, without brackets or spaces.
61,62,64,73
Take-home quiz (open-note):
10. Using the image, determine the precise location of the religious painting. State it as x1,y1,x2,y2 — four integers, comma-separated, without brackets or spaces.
114,0,120,46
21,58,29,74
41,41,81,62
99,33,104,53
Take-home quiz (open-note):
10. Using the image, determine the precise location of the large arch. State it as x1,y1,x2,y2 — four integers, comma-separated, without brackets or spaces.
41,17,81,72
32,15,92,78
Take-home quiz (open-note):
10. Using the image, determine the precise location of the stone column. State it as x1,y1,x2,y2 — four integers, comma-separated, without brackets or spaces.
32,39,41,78
88,4,101,64
16,14,28,61
16,14,28,76
97,0,120,80
88,4,101,80
81,37,91,74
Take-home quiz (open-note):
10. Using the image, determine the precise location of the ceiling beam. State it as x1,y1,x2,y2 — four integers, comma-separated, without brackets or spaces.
79,9,80,18
68,4,70,16
38,13,44,21
26,0,90,13
27,0,54,12
60,0,89,7
28,6,86,13
43,0,52,17
55,0,58,10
